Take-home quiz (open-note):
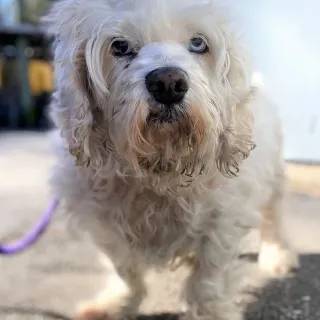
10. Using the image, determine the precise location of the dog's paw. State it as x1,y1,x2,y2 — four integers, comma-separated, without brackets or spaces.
258,242,299,276
76,271,131,320
75,295,126,320
75,301,110,320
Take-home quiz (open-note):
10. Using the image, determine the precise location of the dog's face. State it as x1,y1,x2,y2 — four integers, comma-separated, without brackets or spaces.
46,0,255,180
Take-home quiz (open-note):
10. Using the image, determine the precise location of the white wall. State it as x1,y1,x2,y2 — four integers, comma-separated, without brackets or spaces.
231,0,320,162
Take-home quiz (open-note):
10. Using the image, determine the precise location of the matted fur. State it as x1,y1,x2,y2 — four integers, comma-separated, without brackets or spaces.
44,1,299,319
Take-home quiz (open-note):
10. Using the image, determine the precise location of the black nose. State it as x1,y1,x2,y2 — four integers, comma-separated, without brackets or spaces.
145,67,189,105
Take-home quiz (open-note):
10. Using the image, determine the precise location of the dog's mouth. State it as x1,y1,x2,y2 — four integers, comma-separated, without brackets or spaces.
147,108,177,124
147,101,187,124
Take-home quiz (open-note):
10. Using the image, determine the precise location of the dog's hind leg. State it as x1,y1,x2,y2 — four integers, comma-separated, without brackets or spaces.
258,171,299,276
76,253,146,320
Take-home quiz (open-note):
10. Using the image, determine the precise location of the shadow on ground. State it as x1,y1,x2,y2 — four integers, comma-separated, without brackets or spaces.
0,306,72,320
243,254,320,320
1,255,319,320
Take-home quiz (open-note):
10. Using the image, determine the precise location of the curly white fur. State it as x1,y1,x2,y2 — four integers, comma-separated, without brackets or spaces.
44,1,299,319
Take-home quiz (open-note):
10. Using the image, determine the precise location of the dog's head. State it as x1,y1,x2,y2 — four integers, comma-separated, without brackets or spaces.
45,0,255,180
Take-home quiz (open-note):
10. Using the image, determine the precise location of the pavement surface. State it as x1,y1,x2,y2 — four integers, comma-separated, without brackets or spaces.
1,132,320,320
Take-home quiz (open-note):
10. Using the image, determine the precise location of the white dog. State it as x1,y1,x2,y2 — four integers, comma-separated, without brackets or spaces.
44,0,299,319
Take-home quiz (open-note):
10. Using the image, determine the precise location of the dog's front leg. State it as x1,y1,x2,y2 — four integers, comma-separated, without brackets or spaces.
76,252,147,320
182,222,243,320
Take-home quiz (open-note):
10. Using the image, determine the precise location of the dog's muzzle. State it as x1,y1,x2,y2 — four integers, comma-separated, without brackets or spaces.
145,67,189,106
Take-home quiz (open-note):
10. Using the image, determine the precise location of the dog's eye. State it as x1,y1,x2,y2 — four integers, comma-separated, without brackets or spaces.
111,39,133,56
189,35,208,54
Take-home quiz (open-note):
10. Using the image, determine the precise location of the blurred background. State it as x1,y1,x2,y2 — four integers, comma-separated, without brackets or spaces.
0,1,320,319
0,0,53,131
232,0,320,164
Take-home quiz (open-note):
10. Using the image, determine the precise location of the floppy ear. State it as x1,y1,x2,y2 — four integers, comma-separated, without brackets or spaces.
43,1,109,167
216,89,256,177
62,41,93,166
214,36,256,177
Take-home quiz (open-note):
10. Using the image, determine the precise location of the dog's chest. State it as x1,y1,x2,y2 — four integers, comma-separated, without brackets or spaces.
111,189,192,257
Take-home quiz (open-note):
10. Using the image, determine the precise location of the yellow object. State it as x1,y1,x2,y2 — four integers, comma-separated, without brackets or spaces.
28,59,54,96
0,59,54,95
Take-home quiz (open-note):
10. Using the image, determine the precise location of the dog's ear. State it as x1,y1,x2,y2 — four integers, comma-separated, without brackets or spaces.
214,37,256,177
67,41,96,166
216,90,256,177
43,1,109,167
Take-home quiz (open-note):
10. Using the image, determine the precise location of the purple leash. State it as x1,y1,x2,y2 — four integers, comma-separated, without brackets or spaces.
0,199,60,255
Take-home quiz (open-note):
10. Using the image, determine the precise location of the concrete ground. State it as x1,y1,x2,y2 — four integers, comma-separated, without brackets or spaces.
1,132,320,320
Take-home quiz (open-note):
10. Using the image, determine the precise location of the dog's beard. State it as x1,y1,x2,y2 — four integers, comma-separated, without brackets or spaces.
111,98,217,181
146,99,187,124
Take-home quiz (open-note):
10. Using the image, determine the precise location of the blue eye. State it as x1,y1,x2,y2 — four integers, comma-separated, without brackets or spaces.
189,35,209,54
